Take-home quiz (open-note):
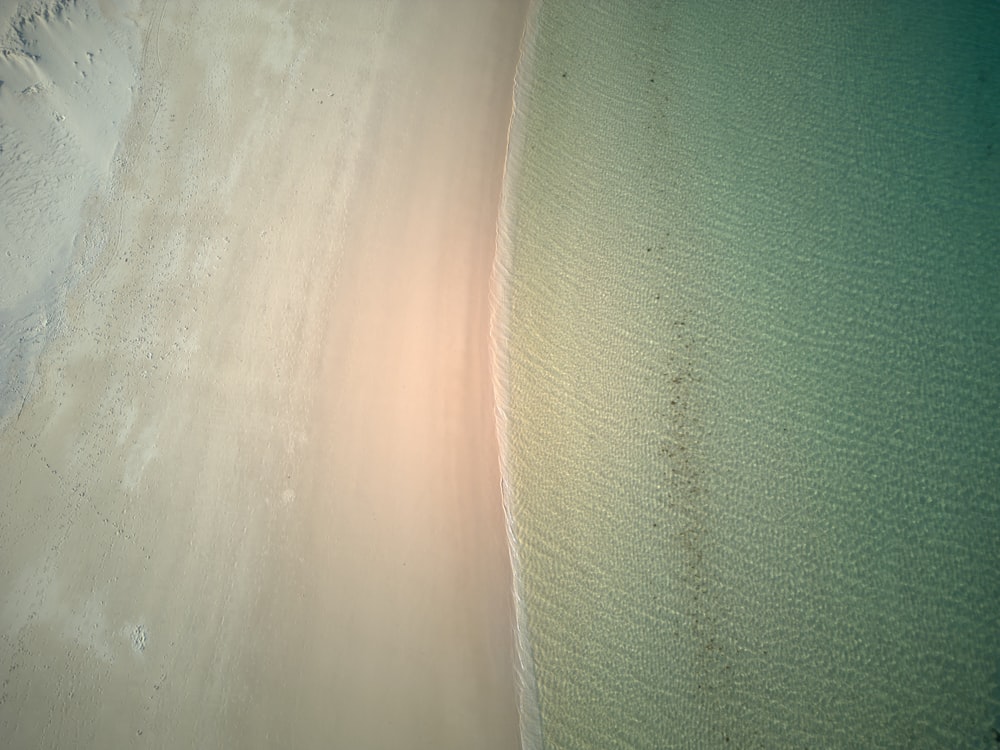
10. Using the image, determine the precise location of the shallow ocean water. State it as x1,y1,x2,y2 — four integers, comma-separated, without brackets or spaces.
495,2,1000,747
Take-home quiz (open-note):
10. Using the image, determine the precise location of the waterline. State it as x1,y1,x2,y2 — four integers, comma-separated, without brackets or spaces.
490,3,544,748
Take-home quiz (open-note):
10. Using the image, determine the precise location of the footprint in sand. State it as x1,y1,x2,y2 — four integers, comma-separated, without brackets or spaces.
129,624,148,653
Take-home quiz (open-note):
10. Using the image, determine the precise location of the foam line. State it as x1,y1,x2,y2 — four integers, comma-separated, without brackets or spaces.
490,2,544,747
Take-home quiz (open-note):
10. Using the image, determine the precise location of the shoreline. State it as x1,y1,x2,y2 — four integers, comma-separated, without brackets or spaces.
489,1,543,748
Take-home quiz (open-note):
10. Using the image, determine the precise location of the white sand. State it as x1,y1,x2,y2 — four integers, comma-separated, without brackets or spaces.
0,0,137,428
0,1,527,747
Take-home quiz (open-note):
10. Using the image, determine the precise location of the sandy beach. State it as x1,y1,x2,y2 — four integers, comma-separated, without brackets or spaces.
1,1,527,747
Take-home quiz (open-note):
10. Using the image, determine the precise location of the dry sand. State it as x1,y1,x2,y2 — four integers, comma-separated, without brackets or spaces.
0,0,527,747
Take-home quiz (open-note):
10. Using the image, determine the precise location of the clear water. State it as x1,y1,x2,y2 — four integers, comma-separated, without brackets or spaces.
495,1,1000,747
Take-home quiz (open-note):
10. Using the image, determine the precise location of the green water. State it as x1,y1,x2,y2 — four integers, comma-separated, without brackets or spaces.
497,1,1000,747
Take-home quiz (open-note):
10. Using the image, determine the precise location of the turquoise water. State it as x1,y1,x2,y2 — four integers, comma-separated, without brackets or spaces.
495,1,1000,747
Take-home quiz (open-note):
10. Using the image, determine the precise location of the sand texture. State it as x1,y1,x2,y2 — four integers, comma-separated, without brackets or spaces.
0,1,526,747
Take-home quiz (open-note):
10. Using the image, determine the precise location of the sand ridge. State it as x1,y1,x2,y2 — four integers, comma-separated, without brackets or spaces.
0,0,138,429
0,1,528,747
